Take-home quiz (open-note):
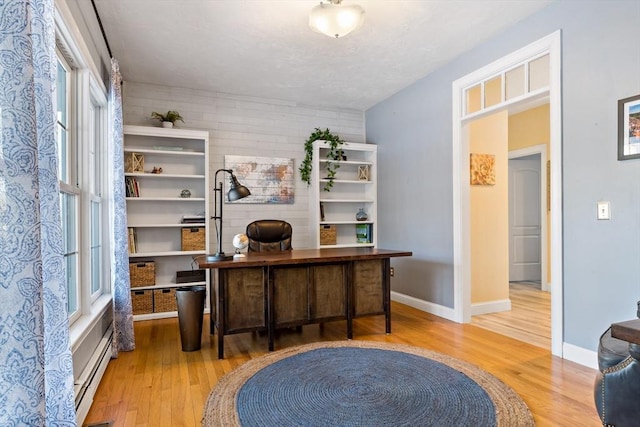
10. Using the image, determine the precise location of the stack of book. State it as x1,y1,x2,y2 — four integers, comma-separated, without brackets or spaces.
128,227,137,253
181,214,206,225
125,177,140,197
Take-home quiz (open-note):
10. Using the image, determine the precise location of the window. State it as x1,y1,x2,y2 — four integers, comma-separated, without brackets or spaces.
88,87,106,298
56,55,80,318
55,50,108,323
463,53,550,118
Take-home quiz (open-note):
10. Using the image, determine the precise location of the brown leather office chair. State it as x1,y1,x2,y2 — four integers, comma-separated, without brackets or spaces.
246,220,292,252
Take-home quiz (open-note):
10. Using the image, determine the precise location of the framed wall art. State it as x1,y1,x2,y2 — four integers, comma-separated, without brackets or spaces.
224,155,294,204
470,153,496,185
618,94,640,160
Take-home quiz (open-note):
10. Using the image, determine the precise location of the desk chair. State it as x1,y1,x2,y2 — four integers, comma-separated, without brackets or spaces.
246,220,292,252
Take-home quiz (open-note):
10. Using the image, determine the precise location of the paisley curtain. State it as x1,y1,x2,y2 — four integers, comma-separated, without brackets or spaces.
109,58,135,356
0,0,77,424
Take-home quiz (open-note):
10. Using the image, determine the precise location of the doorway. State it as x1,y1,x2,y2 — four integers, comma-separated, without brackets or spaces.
452,31,563,356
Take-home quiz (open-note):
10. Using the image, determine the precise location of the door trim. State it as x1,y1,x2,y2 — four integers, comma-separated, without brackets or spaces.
451,31,563,356
509,145,548,291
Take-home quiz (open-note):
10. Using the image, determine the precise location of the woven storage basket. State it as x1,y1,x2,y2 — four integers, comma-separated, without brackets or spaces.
131,289,153,315
129,261,155,287
154,288,177,313
320,225,337,245
181,227,205,251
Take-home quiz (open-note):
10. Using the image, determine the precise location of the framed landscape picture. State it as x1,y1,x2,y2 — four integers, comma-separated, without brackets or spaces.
618,94,640,160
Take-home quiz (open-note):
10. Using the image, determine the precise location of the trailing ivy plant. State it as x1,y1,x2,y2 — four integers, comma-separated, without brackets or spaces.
299,128,345,191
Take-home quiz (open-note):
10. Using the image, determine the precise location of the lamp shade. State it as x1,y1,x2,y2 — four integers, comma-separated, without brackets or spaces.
227,174,251,201
309,1,365,39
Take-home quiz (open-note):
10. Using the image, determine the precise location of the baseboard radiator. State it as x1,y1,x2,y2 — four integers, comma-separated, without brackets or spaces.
75,325,113,425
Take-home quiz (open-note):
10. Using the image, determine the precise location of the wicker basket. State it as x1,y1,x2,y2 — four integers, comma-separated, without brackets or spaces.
129,261,155,287
181,227,205,251
320,225,337,245
154,288,177,313
131,289,153,315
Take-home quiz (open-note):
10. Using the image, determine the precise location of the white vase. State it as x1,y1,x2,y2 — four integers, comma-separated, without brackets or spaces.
162,121,173,128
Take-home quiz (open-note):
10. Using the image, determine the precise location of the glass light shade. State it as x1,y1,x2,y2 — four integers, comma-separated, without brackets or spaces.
309,2,365,38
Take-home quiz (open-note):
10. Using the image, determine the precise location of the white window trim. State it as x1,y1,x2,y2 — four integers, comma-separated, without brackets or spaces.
55,0,112,348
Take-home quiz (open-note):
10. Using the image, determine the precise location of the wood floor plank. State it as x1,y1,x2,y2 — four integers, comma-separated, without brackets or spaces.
472,282,551,349
84,301,600,426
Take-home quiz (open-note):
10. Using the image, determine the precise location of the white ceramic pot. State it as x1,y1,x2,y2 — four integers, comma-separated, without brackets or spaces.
162,121,173,128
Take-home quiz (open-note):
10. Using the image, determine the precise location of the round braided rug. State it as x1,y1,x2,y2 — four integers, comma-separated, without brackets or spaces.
202,341,534,427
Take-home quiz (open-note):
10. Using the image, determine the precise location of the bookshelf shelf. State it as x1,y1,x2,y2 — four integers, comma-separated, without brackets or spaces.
124,125,210,320
310,141,377,248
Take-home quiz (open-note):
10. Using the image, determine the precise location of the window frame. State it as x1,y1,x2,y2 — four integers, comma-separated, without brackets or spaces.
86,77,108,304
56,51,82,322
55,22,111,329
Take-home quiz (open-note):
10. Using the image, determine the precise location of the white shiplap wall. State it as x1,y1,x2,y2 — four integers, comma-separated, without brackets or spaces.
123,82,365,252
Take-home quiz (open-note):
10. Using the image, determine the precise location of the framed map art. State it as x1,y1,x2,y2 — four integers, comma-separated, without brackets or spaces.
224,155,294,204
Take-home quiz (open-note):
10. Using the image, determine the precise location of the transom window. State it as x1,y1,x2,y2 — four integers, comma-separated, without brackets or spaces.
464,53,550,117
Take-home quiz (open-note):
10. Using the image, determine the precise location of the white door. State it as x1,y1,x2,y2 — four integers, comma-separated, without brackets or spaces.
509,156,541,282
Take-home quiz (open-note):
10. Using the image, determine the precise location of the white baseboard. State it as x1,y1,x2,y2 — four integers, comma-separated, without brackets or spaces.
470,299,511,316
562,342,599,370
75,326,113,425
391,291,457,321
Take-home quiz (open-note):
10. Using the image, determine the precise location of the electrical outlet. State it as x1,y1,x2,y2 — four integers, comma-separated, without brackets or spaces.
390,267,395,277
597,201,610,220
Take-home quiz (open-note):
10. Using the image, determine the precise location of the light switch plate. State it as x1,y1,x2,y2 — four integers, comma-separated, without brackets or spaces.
597,201,610,220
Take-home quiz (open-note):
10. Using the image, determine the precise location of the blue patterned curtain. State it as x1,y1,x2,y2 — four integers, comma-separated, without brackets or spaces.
0,0,77,425
110,58,135,356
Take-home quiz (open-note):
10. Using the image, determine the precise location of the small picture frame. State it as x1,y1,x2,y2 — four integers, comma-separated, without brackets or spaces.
618,94,640,160
357,165,370,181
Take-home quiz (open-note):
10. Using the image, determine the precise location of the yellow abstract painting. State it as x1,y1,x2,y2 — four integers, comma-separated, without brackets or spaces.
470,153,495,185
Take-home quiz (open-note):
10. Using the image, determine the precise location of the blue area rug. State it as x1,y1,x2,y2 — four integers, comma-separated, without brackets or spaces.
202,341,534,427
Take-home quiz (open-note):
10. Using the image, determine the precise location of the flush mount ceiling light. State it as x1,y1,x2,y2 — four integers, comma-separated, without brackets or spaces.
309,0,365,39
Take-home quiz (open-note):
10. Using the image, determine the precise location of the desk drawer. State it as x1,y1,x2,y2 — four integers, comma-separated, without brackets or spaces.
224,268,266,332
352,260,384,316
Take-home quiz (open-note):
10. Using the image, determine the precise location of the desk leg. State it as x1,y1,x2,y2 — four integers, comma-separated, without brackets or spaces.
217,269,226,359
218,332,224,359
384,259,391,334
209,269,214,334
346,262,353,340
267,266,274,351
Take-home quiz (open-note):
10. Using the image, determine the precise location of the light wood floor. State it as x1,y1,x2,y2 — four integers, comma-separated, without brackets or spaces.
472,282,551,349
84,301,599,427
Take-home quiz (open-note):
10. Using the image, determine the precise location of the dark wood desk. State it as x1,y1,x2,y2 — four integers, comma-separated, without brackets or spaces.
197,247,412,358
611,319,640,345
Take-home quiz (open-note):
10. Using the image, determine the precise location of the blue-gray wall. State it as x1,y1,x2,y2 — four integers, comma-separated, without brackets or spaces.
366,0,640,351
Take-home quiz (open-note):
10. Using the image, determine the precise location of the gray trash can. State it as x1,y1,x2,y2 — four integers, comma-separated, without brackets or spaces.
175,286,206,351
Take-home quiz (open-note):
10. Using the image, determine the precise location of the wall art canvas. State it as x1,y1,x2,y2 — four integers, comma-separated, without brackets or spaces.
618,94,640,160
470,153,496,185
224,155,294,204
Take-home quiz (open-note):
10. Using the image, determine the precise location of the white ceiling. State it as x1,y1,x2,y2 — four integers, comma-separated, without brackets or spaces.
92,0,553,111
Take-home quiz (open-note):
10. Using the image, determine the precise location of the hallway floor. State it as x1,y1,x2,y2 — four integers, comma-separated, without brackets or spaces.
471,282,550,349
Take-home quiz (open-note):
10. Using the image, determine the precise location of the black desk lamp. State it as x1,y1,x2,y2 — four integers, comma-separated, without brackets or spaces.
207,169,250,262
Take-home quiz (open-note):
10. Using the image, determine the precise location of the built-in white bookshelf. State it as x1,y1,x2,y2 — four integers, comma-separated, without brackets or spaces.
123,125,210,321
310,140,377,248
